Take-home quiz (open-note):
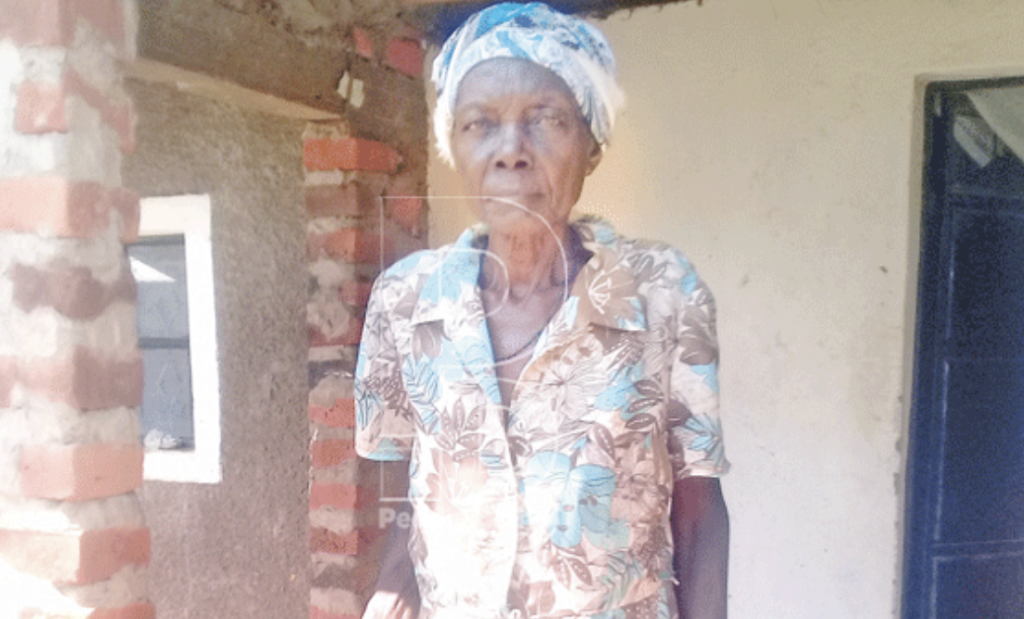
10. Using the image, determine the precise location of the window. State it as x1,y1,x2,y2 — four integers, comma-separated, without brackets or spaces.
128,195,222,483
130,234,193,448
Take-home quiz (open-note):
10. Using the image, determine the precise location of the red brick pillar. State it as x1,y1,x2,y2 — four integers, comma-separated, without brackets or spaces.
0,1,150,618
306,26,428,619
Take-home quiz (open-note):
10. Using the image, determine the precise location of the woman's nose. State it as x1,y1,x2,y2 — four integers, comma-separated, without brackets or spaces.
493,123,532,170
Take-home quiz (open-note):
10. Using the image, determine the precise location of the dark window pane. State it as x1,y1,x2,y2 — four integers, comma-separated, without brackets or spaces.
130,234,194,450
140,348,194,449
129,235,190,340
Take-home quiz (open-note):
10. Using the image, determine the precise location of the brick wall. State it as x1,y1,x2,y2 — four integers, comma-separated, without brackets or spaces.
0,0,150,617
306,26,428,619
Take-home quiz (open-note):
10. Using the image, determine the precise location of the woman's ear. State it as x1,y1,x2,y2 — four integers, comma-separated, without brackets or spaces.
586,142,603,175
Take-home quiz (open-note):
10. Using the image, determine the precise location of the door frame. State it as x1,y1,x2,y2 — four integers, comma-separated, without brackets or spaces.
901,75,1024,619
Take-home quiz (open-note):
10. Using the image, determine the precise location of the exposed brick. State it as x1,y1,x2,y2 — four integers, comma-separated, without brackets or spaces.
311,522,385,557
10,263,101,318
309,315,363,348
17,604,159,619
79,528,150,584
306,184,352,219
346,315,364,346
311,551,383,598
311,606,359,619
306,230,342,261
307,228,392,265
384,173,422,236
393,21,423,43
0,357,15,408
307,230,334,260
0,178,130,238
311,562,355,591
111,188,141,243
310,482,367,510
311,439,356,469
0,0,124,50
65,181,110,236
20,347,143,411
1,0,123,46
308,299,355,349
386,196,424,236
71,0,126,45
20,443,144,501
15,72,134,153
347,53,426,151
352,28,374,59
19,603,150,619
309,527,359,555
385,171,418,195
309,398,356,428
65,71,135,153
304,138,402,174
15,81,68,134
10,262,136,321
0,0,67,45
385,38,424,78
310,460,362,487
308,358,357,390
88,603,157,619
340,279,373,308
305,183,375,219
0,527,149,585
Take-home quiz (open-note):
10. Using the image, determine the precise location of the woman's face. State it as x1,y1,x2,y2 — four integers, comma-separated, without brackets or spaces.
451,58,601,232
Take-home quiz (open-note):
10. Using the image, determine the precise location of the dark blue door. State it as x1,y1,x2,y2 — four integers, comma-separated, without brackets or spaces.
904,82,1024,619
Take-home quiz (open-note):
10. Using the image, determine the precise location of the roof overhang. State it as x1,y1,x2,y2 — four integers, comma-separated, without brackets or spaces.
399,0,701,43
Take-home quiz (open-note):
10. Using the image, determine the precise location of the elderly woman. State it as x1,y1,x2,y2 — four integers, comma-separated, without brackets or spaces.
355,4,729,619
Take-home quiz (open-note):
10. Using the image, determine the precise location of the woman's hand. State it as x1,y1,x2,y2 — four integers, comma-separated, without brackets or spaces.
364,461,419,619
363,590,417,619
671,477,729,619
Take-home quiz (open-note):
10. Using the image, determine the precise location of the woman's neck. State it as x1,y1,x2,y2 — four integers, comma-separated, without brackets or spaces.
480,222,576,303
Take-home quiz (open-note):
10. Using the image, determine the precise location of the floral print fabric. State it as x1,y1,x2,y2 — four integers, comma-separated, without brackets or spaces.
355,218,729,619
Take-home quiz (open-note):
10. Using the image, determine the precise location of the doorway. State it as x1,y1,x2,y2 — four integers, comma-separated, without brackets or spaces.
903,78,1024,618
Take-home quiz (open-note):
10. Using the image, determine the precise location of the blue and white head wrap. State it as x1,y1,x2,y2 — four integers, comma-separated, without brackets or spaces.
431,2,625,165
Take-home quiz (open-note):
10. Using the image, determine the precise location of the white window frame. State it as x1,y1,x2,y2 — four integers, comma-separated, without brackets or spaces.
135,194,222,484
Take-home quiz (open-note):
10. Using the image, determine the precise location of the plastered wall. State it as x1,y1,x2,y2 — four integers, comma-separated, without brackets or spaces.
427,1,1024,617
123,80,311,619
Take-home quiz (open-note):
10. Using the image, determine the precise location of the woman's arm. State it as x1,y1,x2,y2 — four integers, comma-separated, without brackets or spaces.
671,476,729,619
363,462,419,619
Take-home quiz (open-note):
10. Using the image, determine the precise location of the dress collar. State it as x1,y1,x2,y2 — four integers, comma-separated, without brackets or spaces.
409,217,647,332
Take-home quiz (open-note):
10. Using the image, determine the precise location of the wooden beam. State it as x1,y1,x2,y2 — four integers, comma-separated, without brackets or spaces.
122,58,341,121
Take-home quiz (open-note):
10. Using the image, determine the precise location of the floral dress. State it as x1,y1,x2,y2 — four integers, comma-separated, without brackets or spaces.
355,217,729,619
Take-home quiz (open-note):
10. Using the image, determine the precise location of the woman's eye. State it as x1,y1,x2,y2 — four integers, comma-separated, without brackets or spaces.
529,111,570,132
461,118,491,133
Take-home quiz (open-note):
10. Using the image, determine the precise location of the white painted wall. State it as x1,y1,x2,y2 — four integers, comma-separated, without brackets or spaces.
427,1,1024,617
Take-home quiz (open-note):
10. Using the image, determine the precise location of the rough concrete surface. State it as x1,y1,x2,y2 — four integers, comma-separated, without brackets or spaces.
123,80,310,619
137,0,351,117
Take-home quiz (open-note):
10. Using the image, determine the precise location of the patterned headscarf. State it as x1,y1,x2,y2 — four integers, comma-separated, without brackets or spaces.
431,2,625,165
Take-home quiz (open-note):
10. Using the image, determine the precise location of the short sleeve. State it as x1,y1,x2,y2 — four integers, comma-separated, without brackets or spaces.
355,276,416,461
666,270,730,481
